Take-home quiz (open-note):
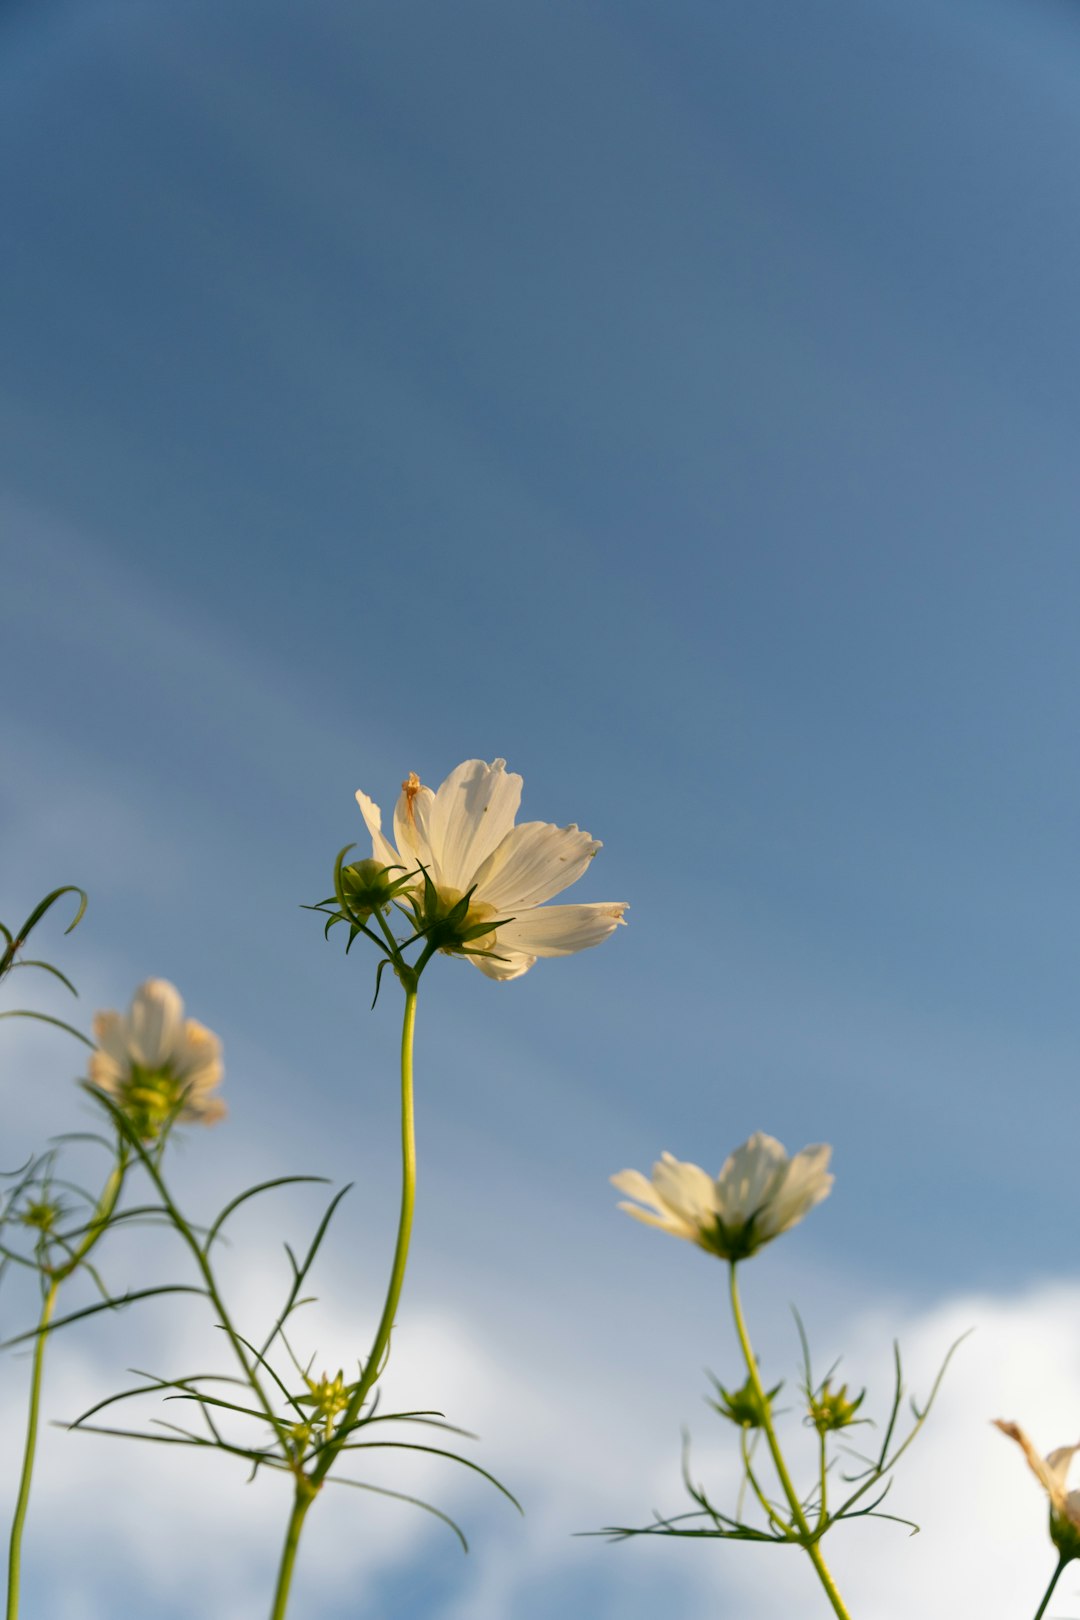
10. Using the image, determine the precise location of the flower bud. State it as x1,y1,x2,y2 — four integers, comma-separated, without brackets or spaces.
808,1379,865,1434
19,1197,62,1234
339,859,399,921
707,1371,782,1430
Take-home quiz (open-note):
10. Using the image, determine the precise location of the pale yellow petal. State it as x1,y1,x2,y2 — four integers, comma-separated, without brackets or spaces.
127,980,184,1069
392,779,438,873
714,1133,789,1224
427,759,523,891
355,789,401,869
471,821,601,911
492,903,627,959
470,944,536,981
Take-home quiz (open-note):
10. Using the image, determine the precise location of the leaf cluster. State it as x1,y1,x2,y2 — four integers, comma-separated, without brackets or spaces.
594,1318,969,1550
60,1096,520,1550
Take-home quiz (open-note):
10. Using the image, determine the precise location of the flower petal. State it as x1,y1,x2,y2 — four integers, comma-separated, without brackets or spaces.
610,1168,667,1211
756,1145,834,1240
470,944,536,981
492,902,628,959
427,759,523,891
127,980,184,1069
392,779,439,873
173,1019,224,1094
651,1152,719,1228
87,1052,125,1095
354,789,401,870
472,821,601,911
92,1010,131,1066
994,1421,1069,1509
714,1133,789,1225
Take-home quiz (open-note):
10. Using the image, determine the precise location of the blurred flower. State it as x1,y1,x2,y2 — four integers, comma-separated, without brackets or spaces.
994,1420,1080,1555
611,1133,833,1261
355,758,627,980
88,979,225,1139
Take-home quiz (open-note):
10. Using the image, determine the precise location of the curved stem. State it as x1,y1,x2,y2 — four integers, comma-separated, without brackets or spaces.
1032,1553,1071,1620
312,980,419,1481
729,1264,852,1620
270,980,422,1618
6,1279,58,1620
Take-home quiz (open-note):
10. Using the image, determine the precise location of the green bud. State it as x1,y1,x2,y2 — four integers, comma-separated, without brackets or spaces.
298,1370,351,1425
1050,1509,1080,1563
808,1379,866,1434
20,1198,62,1233
339,859,399,921
707,1371,782,1429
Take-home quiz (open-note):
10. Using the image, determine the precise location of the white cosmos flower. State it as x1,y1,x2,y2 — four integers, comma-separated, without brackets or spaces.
355,758,627,981
993,1420,1080,1536
87,979,225,1139
611,1132,834,1261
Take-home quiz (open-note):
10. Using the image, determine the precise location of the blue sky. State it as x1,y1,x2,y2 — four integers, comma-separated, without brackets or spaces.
4,1,1080,1615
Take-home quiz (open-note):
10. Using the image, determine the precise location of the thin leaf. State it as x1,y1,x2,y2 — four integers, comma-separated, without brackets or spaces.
327,1477,469,1553
334,1440,522,1512
1,1284,205,1348
203,1176,329,1254
7,960,79,996
0,1009,92,1046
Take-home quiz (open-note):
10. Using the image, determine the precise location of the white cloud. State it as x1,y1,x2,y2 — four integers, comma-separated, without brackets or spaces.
3,1244,1080,1619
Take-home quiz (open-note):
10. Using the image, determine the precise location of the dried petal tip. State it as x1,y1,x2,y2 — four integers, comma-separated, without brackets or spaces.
994,1418,1080,1556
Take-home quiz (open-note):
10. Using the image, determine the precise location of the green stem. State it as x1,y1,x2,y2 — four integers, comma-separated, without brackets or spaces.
269,976,423,1618
6,1149,126,1620
729,1264,852,1620
6,1280,58,1620
1032,1553,1071,1620
267,1486,316,1620
313,978,420,1478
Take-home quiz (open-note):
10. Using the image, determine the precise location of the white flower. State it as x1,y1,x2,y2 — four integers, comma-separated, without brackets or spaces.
993,1420,1080,1536
611,1132,834,1260
355,758,627,981
88,979,225,1138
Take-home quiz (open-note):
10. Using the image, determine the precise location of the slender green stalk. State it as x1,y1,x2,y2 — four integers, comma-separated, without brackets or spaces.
6,1280,58,1620
1031,1553,1071,1620
728,1264,852,1620
268,969,425,1618
6,1153,126,1620
268,1486,316,1620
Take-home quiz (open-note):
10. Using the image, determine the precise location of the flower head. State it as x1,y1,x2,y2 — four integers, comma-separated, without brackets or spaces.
87,979,225,1140
994,1420,1080,1557
611,1133,833,1261
355,758,627,980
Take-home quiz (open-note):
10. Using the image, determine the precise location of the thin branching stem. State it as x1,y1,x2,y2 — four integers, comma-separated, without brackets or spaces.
6,1279,57,1620
6,1150,125,1620
728,1264,852,1620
